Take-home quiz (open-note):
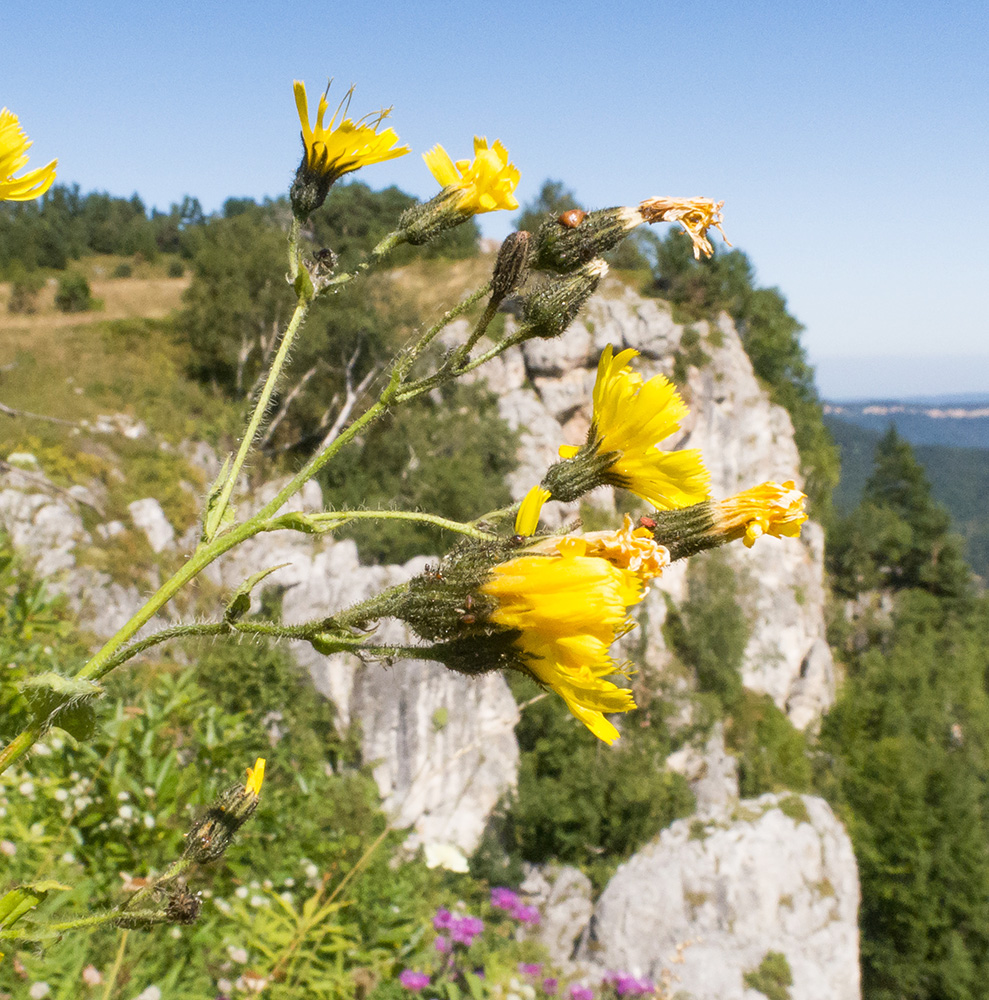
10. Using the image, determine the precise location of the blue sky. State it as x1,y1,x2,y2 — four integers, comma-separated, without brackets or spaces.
4,0,988,398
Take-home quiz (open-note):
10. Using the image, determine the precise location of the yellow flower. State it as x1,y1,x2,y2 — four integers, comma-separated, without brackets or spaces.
423,137,520,215
638,197,730,260
713,480,808,547
245,757,266,797
0,108,57,202
481,517,668,744
293,80,409,183
515,485,552,536
558,344,710,509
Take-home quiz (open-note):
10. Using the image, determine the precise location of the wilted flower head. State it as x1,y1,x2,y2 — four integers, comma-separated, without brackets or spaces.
290,80,409,217
638,196,730,259
0,108,57,202
480,517,668,744
183,757,266,863
423,136,520,215
713,480,808,547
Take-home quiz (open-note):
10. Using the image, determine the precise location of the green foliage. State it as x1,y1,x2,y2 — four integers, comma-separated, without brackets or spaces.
827,415,989,581
829,427,971,598
641,230,838,512
744,951,793,1000
54,271,95,313
0,185,205,273
819,590,989,1000
310,181,479,270
665,551,749,711
5,261,45,314
477,678,694,890
727,692,812,798
320,382,519,563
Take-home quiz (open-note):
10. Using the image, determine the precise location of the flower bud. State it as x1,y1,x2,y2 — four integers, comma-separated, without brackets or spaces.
490,231,532,303
183,758,265,864
530,207,641,273
521,260,608,339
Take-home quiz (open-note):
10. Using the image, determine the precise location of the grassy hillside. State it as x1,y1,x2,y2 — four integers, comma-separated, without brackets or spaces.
827,414,989,580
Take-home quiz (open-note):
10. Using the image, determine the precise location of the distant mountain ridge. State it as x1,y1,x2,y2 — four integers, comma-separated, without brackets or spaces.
824,397,989,450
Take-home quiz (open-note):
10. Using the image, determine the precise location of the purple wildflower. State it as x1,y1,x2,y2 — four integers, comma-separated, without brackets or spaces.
451,914,484,946
433,908,454,931
512,903,541,925
491,886,521,911
399,969,431,992
543,978,559,996
570,986,595,1000
434,935,449,953
519,962,543,977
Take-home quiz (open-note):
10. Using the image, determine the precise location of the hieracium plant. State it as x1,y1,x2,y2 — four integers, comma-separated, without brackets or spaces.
0,83,807,951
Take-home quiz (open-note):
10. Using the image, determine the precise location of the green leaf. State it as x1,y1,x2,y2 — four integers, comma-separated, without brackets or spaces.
464,971,486,1000
224,564,291,622
0,881,70,930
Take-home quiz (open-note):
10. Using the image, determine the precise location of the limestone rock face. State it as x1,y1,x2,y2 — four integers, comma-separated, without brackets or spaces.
477,282,835,726
0,466,143,636
199,481,520,858
520,864,595,967
581,794,860,1000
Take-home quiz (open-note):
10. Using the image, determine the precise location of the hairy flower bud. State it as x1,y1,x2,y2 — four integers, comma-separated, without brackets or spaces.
490,231,532,302
521,260,608,339
183,758,265,864
530,207,641,273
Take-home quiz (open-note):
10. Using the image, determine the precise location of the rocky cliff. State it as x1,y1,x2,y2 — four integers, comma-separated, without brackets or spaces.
0,278,857,995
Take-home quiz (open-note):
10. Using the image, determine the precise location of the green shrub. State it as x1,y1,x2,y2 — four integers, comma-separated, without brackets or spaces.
6,262,45,314
476,679,694,890
664,551,749,712
54,270,95,312
111,261,132,278
167,258,184,277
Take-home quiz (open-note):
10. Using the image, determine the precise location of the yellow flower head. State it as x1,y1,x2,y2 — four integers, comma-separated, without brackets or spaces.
0,108,57,202
293,80,409,183
638,197,730,260
245,757,266,797
713,480,808,547
481,517,668,744
557,345,710,510
423,137,520,215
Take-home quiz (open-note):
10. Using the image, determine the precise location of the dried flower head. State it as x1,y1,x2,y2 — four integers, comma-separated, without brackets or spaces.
638,196,730,259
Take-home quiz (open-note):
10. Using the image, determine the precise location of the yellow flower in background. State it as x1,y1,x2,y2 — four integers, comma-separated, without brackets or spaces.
638,197,730,260
423,137,520,214
245,757,266,797
713,480,808,548
481,517,668,744
293,80,409,183
0,108,57,202
560,345,710,510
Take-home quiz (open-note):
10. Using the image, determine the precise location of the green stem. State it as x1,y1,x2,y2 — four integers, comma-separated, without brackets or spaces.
270,508,497,541
0,723,43,777
209,296,311,536
102,930,129,1000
